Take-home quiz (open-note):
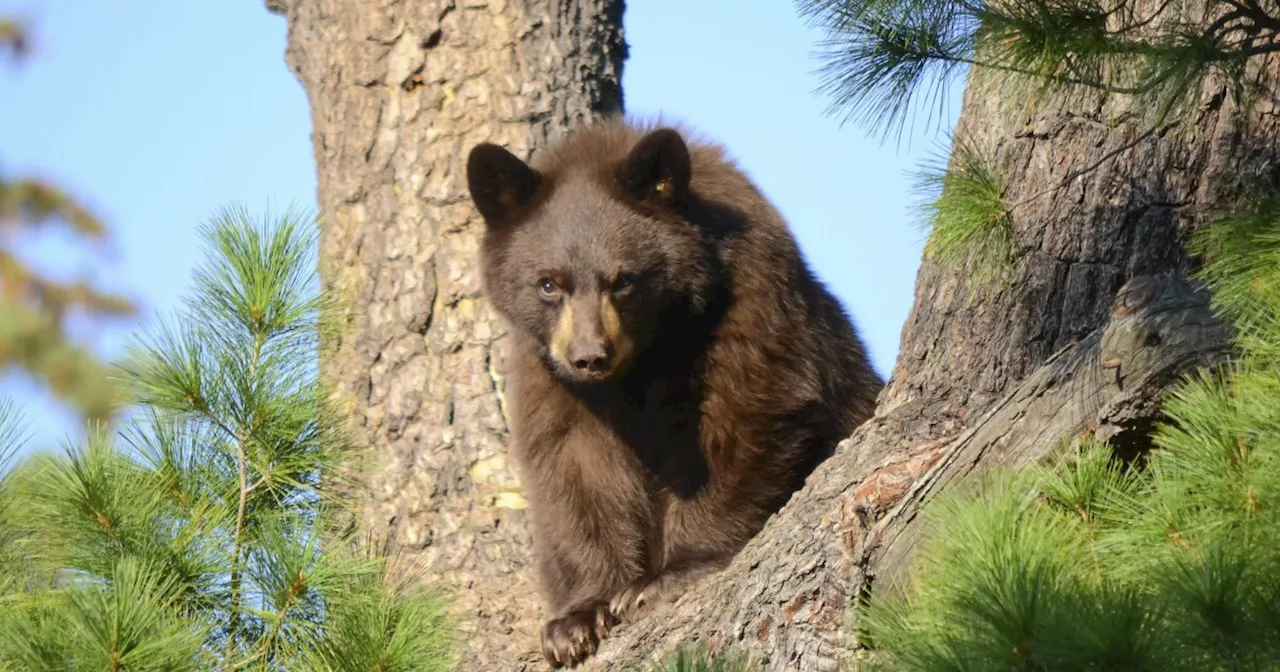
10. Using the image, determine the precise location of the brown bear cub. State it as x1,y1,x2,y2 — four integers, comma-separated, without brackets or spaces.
466,120,883,668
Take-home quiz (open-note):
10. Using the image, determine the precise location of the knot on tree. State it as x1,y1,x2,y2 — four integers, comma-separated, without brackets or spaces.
1100,273,1225,389
1096,273,1232,458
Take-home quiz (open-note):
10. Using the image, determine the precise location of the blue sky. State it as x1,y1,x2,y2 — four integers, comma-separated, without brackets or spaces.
1,1,962,455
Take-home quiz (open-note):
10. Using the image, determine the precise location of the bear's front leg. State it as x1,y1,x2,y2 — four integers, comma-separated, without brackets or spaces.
541,599,619,668
530,490,645,668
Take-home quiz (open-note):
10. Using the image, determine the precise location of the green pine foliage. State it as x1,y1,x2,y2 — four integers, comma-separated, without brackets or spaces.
798,0,1280,141
856,200,1280,669
2,16,137,424
1188,192,1280,365
911,139,1014,293
0,207,456,670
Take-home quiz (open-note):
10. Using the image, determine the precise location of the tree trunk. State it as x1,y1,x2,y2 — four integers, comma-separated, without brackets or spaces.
584,33,1280,672
267,1,625,668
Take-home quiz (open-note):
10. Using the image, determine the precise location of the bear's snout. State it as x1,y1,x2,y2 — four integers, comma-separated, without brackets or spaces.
548,290,635,382
568,339,611,374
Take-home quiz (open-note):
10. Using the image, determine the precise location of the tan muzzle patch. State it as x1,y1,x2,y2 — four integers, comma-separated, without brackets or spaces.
599,293,634,370
547,293,635,376
549,300,576,368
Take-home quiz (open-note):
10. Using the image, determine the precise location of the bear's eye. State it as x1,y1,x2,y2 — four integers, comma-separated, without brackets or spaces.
613,274,636,292
537,278,561,298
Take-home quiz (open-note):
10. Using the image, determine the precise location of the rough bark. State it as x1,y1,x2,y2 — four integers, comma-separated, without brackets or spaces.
586,34,1280,672
267,0,625,668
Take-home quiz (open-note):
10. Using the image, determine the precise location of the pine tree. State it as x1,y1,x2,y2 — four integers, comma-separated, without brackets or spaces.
786,0,1280,667
857,200,1280,669
0,207,454,670
1,16,137,424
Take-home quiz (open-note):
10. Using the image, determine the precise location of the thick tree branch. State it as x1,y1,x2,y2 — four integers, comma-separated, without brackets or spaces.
583,273,1230,671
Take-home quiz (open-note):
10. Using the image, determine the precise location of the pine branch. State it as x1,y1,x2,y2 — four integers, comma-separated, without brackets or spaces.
800,0,1280,139
224,431,250,668
224,328,265,667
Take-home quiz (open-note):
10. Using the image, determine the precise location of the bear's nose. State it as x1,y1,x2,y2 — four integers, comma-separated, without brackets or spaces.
569,342,610,373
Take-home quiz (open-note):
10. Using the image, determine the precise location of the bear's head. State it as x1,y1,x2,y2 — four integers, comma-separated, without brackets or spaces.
466,127,718,385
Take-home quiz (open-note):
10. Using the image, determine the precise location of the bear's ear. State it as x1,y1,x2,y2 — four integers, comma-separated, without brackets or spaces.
467,143,542,225
619,128,691,207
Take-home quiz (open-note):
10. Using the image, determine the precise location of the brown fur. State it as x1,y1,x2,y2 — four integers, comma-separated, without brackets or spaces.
466,119,883,668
